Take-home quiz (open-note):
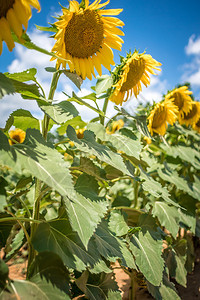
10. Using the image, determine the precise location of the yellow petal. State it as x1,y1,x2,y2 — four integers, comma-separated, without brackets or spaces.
0,37,3,55
14,0,31,30
79,58,87,79
6,8,22,38
99,8,123,15
0,18,15,51
27,0,41,11
69,1,79,12
92,54,102,76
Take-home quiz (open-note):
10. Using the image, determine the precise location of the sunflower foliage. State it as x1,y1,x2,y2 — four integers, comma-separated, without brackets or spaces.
0,1,200,300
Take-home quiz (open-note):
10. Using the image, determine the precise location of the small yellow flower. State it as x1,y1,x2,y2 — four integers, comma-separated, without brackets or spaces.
69,127,85,146
193,117,200,133
143,136,152,144
147,99,178,136
165,86,193,119
179,101,200,127
106,119,124,134
0,0,40,55
9,128,26,145
109,51,162,105
51,0,124,80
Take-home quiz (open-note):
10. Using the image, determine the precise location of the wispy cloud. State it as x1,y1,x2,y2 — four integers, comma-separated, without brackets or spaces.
182,35,200,97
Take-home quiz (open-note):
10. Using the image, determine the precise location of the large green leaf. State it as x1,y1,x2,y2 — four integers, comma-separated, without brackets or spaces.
28,252,70,296
67,126,133,178
87,123,142,160
65,174,108,247
57,116,87,135
147,270,181,300
93,220,136,269
157,166,200,201
32,220,110,273
0,259,9,289
0,279,70,300
0,177,7,212
5,68,37,83
38,100,79,124
9,109,40,131
108,210,129,237
140,168,180,207
152,202,179,238
0,213,16,248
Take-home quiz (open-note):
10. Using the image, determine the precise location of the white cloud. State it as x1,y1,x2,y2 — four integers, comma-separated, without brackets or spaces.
182,35,200,93
185,35,200,56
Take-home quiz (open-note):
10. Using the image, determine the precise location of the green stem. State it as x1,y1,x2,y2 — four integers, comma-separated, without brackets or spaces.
130,271,136,300
0,217,41,223
100,97,109,125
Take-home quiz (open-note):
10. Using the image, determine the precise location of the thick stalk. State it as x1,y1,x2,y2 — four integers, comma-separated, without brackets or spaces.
27,71,60,276
130,271,137,300
100,97,109,126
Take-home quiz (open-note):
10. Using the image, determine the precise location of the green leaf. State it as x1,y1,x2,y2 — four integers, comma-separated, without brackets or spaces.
65,174,108,248
87,123,142,160
32,220,110,273
157,166,200,201
67,126,133,178
130,230,164,285
0,213,16,248
0,177,7,212
147,270,181,300
61,70,83,90
152,202,179,238
95,75,113,95
28,252,70,296
0,73,15,99
5,229,25,261
164,248,187,287
38,100,79,124
93,220,136,269
108,210,129,236
0,258,9,289
10,109,40,131
0,279,70,300
5,68,37,82
140,168,180,207
36,25,58,33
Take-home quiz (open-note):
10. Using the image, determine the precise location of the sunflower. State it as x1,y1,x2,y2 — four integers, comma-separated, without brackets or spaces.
193,117,200,133
179,101,200,127
165,86,193,119
9,128,26,145
109,51,162,105
106,119,124,134
0,0,40,55
69,127,85,146
147,99,178,136
50,0,124,80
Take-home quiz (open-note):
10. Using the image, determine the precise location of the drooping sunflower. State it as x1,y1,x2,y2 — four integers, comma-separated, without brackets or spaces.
9,128,26,145
147,99,178,136
193,117,200,133
106,119,124,134
179,101,200,127
109,51,162,105
50,0,124,80
0,0,40,55
165,86,193,119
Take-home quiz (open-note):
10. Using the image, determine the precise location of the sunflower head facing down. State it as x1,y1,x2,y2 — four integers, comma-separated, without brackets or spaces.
179,101,200,127
9,128,26,145
109,51,162,105
51,0,124,80
0,0,40,55
165,86,193,119
193,117,200,133
147,99,178,136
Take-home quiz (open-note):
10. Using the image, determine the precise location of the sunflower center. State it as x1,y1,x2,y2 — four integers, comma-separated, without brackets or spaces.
173,92,184,110
183,103,197,120
121,58,146,92
152,107,167,128
64,9,104,58
0,0,15,18
11,134,21,144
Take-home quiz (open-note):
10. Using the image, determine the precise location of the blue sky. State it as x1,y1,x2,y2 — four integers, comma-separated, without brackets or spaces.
0,0,200,126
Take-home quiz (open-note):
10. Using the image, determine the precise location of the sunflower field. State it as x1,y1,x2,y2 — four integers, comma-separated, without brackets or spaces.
0,0,200,299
